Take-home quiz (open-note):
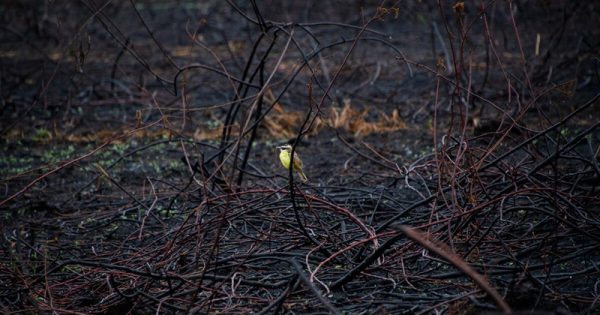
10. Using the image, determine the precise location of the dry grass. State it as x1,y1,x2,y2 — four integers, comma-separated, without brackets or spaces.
18,98,406,144
262,97,406,138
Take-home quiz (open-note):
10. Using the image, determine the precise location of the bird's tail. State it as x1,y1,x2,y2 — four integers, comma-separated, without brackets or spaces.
297,169,308,182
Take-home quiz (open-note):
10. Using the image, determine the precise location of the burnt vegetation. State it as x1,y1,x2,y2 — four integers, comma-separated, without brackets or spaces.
1,1,599,314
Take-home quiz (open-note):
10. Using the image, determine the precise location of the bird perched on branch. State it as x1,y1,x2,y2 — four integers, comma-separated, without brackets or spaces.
277,144,308,182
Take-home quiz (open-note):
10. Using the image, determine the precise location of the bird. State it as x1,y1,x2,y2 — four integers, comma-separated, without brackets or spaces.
276,144,308,182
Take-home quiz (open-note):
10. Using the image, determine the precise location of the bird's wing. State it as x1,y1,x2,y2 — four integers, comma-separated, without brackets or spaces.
293,152,303,168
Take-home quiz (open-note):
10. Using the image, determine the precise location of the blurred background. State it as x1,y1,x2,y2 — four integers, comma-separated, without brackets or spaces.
1,1,599,313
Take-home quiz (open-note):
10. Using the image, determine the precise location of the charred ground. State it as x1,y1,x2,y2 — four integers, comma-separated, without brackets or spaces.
1,1,599,314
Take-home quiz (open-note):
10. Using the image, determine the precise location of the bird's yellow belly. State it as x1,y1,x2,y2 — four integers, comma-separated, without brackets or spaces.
279,150,291,169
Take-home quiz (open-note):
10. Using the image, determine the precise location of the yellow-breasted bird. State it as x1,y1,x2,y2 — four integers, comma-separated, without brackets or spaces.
277,144,308,182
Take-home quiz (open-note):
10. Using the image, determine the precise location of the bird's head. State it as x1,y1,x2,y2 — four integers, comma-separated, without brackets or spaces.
276,144,292,152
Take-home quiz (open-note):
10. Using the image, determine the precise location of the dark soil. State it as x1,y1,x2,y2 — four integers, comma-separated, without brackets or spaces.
1,1,599,314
